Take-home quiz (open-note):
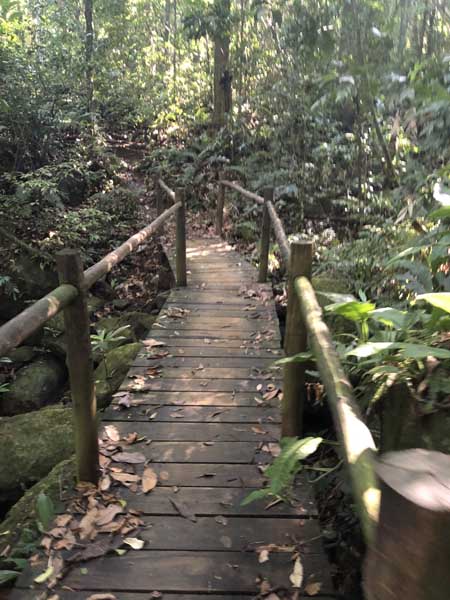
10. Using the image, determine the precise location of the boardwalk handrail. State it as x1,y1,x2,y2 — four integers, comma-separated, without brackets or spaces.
215,177,379,545
218,180,291,270
0,184,186,483
295,276,379,544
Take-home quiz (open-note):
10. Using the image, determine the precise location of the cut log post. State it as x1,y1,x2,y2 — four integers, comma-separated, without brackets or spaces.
216,181,225,237
153,174,164,216
364,449,450,600
258,187,272,283
56,249,99,484
175,188,187,287
282,241,313,437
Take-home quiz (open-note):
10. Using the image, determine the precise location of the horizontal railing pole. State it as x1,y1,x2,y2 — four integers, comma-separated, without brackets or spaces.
266,200,290,267
159,178,176,202
295,276,379,544
83,201,181,290
0,284,79,357
219,180,264,205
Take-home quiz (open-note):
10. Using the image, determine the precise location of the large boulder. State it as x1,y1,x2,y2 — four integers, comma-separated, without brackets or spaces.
0,406,74,505
0,457,76,552
1,355,67,416
95,342,141,407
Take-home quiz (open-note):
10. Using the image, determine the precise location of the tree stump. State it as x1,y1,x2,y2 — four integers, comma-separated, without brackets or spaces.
364,449,450,600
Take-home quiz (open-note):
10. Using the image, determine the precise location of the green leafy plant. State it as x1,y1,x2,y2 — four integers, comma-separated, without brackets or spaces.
90,325,131,355
241,436,322,506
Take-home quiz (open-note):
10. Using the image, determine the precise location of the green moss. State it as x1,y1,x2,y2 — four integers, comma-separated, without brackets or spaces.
95,342,141,407
0,406,74,499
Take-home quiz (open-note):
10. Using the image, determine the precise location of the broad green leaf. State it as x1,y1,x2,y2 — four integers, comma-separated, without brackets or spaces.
275,352,314,366
369,308,407,329
416,293,450,314
36,492,55,531
315,290,356,304
347,342,395,358
397,343,450,360
325,301,376,322
429,206,450,220
0,570,19,585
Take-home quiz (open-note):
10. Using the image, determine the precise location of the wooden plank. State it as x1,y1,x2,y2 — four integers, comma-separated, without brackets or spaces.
121,378,282,393
149,331,280,342
136,346,282,358
138,516,324,552
102,421,279,442
106,405,281,423
103,439,271,463
157,317,278,330
56,551,333,593
132,356,280,368
117,485,317,516
110,391,280,407
12,593,336,600
113,462,267,487
128,366,282,380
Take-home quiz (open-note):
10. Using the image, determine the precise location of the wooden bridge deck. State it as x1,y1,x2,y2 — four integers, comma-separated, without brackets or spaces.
14,238,334,599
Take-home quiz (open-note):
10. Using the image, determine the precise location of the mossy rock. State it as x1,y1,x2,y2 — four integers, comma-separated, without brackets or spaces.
57,167,89,206
6,346,36,366
0,406,74,503
95,342,141,408
1,356,67,416
96,311,155,345
0,457,76,552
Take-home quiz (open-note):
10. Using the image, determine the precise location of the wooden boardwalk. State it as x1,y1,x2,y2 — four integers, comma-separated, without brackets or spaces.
14,238,334,599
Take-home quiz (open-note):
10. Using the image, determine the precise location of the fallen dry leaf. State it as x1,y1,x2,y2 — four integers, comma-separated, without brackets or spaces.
170,498,197,522
96,504,123,527
142,467,158,493
104,425,120,442
258,549,270,563
305,582,322,596
86,593,117,599
110,472,141,485
290,557,304,588
123,537,145,550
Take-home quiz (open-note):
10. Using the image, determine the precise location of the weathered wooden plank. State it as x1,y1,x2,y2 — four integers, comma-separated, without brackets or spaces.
111,390,280,407
121,377,282,393
12,593,336,600
117,484,317,516
132,356,280,368
102,420,279,442
136,346,282,358
138,516,323,552
104,439,271,463
157,317,278,330
128,366,281,381
106,405,281,423
57,550,333,593
149,332,280,344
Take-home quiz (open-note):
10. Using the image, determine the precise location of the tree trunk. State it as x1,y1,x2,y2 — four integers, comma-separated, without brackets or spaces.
84,0,94,117
213,0,231,127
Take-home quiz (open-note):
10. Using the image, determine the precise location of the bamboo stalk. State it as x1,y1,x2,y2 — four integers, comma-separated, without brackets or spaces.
282,242,313,437
57,250,99,484
159,178,176,202
258,187,272,283
83,202,181,290
295,276,379,544
0,284,78,357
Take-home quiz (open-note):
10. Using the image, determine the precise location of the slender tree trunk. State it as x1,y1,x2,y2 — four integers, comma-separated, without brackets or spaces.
213,0,231,127
84,0,94,117
172,0,177,88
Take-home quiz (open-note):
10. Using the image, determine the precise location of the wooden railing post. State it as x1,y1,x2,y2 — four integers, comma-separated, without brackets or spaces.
153,174,164,216
282,240,313,436
56,249,99,484
175,187,187,286
258,187,272,283
216,180,225,237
